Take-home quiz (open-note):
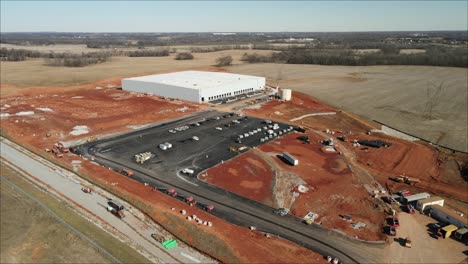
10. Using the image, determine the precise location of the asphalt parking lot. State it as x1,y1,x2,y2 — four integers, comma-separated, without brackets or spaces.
77,110,382,263
84,110,294,178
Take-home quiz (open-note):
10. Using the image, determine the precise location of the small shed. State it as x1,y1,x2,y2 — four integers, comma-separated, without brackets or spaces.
416,196,444,212
402,192,430,204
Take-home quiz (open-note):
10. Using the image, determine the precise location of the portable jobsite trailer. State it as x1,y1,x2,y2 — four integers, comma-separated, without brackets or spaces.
416,196,444,213
282,152,299,166
430,205,468,229
454,228,468,244
402,192,430,204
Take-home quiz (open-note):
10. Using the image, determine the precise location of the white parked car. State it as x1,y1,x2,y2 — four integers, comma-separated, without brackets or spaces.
182,168,194,175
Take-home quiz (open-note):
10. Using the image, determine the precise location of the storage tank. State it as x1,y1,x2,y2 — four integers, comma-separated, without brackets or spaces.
281,89,292,101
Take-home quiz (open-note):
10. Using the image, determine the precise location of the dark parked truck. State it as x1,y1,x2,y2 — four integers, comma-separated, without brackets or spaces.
108,200,125,211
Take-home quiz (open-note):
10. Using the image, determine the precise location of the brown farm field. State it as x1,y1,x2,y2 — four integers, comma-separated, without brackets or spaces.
229,63,468,152
0,49,274,89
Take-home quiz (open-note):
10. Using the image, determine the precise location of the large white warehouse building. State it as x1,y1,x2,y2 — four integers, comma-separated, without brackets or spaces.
122,71,266,103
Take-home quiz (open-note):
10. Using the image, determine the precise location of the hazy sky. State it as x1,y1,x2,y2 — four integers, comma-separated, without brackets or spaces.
1,1,467,32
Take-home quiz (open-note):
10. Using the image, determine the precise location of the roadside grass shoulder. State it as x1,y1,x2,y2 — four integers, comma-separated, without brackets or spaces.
0,164,151,264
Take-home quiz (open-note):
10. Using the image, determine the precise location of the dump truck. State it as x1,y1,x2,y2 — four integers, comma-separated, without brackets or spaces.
390,175,421,185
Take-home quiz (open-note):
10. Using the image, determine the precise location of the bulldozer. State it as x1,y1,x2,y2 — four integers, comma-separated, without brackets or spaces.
390,175,421,186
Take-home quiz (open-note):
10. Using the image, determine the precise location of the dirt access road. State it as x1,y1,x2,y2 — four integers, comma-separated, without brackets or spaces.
0,137,214,264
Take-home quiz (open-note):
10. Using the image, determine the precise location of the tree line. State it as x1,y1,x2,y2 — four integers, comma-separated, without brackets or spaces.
240,46,467,68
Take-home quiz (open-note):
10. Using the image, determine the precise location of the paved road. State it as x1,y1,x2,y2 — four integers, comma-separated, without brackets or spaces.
80,114,386,263
0,137,214,264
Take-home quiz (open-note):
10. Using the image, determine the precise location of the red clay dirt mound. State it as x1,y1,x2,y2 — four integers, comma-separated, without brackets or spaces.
0,87,204,151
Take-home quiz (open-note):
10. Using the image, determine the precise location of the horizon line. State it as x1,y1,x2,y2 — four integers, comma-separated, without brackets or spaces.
1,30,467,34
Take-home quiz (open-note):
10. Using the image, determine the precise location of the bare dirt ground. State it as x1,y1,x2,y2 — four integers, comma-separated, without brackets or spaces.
383,212,467,263
0,84,204,151
244,91,467,201
0,168,111,263
202,131,386,241
230,63,468,152
0,81,325,263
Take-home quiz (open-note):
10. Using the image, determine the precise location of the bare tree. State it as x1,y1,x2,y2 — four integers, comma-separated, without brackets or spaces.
215,55,233,66
175,52,194,60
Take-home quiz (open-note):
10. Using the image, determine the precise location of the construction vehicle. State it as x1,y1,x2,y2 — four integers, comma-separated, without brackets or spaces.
56,142,69,153
185,197,197,206
390,175,421,185
150,233,166,243
166,189,177,197
107,206,125,219
388,217,400,228
108,200,125,211
385,226,396,236
81,187,92,194
406,204,416,214
403,237,412,248
118,168,134,177
203,205,215,211
134,152,153,164
87,136,97,142
51,146,63,158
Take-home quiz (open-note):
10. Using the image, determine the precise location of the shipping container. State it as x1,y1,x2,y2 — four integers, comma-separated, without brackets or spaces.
283,152,299,166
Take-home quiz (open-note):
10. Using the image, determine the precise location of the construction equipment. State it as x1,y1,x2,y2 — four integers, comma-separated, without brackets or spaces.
390,175,421,185
51,146,63,158
406,204,416,214
185,197,197,206
297,136,310,144
403,237,412,248
134,152,154,164
150,233,166,243
56,142,69,153
166,189,177,197
107,206,125,219
203,205,215,211
118,168,134,177
87,136,97,142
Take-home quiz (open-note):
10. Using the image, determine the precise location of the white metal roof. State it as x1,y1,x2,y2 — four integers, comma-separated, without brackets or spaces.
123,71,263,91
